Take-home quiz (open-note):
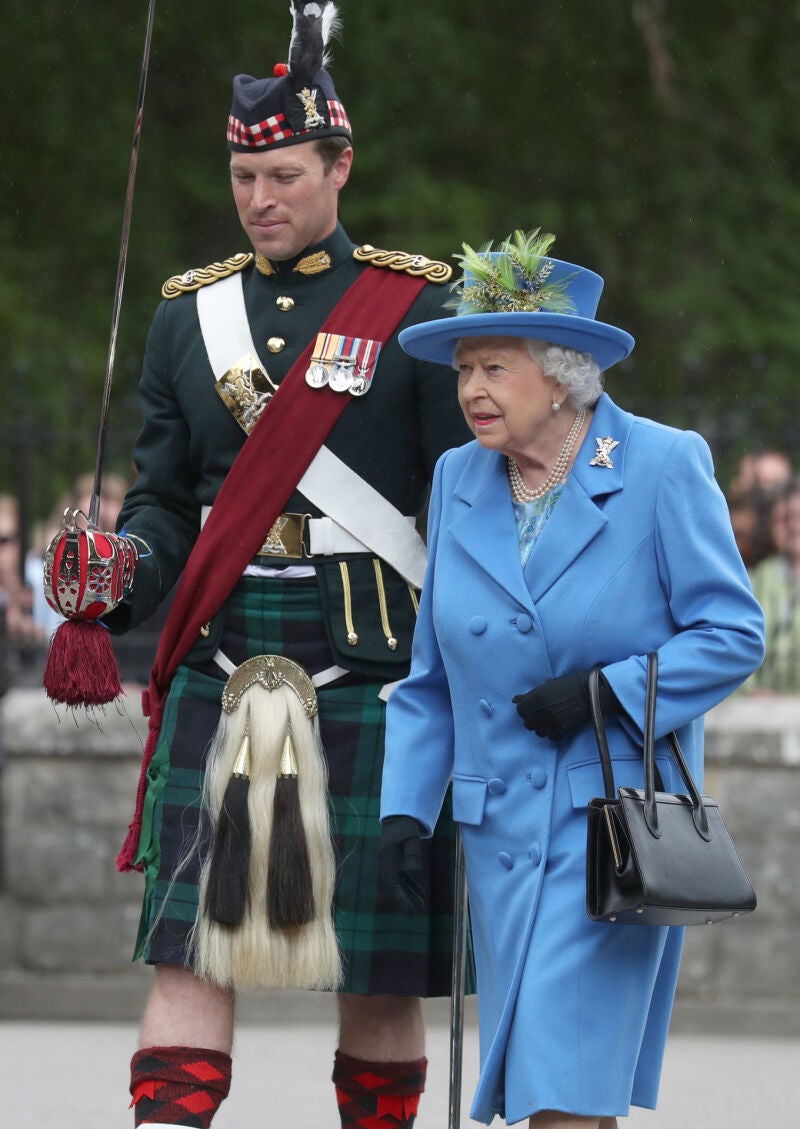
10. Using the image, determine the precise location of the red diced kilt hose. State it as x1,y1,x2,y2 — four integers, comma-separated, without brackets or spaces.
133,575,474,997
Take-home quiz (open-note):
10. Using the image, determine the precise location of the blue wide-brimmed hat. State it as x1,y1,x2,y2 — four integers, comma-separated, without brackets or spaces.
399,229,634,371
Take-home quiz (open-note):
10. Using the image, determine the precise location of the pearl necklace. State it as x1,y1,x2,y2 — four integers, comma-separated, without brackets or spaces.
507,407,587,503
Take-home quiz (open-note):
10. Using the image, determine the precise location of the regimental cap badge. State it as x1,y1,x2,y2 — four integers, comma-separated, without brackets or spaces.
296,86,327,131
227,2,352,152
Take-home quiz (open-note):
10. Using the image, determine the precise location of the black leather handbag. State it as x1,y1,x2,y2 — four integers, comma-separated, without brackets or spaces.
586,653,757,926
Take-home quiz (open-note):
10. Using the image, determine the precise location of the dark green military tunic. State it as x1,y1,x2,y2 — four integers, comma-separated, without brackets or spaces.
111,223,474,995
114,224,468,647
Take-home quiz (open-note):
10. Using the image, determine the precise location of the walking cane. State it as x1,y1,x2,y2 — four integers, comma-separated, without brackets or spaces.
448,826,469,1129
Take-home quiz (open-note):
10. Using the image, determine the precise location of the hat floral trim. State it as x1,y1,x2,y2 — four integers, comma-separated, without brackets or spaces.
447,228,578,315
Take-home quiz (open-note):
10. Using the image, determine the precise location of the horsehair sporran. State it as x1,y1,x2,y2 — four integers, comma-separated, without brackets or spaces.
191,680,341,989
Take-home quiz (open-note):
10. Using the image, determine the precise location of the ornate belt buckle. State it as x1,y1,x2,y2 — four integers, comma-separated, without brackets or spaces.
258,512,314,559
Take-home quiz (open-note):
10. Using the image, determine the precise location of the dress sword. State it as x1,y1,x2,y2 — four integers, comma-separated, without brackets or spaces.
88,0,157,526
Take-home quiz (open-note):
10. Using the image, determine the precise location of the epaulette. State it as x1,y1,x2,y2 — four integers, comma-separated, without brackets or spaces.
353,244,452,284
161,253,254,299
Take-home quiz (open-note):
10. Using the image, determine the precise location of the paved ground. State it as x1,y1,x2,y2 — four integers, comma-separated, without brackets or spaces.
4,1001,799,1128
230,1025,792,1128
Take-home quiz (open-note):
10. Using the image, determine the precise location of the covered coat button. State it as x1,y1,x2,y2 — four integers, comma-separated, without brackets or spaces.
469,616,488,635
529,765,547,789
528,842,542,867
498,852,514,870
516,614,533,633
479,699,494,717
488,778,507,795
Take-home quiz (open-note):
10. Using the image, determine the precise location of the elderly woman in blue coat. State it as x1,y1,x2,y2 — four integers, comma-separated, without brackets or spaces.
378,230,765,1129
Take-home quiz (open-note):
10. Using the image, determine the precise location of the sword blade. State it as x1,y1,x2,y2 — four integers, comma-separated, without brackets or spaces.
89,0,157,526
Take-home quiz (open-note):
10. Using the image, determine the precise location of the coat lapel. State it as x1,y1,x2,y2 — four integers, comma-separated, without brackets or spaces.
445,396,634,610
522,479,607,602
448,446,536,612
524,394,633,601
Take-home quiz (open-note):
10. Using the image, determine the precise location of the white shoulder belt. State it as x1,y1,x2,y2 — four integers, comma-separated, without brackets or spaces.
196,274,427,589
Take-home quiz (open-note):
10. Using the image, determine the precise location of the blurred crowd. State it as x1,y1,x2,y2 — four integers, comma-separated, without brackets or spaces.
1,450,799,697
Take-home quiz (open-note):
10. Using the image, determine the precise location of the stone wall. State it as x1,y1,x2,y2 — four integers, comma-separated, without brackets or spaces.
1,686,799,1033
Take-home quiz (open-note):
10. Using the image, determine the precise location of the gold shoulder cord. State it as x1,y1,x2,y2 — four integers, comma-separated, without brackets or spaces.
353,245,452,284
162,252,254,299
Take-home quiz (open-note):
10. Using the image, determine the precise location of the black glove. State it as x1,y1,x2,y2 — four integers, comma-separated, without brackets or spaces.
513,670,620,739
379,816,426,915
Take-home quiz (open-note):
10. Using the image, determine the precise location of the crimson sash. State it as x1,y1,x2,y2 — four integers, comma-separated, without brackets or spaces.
117,265,427,869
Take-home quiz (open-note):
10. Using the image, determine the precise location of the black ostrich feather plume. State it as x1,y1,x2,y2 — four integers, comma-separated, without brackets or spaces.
288,1,342,88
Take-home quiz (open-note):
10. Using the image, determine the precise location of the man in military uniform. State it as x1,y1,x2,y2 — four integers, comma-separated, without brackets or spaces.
90,3,471,1127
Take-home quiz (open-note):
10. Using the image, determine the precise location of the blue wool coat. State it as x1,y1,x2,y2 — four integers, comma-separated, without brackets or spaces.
381,393,765,1124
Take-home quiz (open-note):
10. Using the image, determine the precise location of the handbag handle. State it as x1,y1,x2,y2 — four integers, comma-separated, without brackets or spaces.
588,655,711,840
588,669,617,800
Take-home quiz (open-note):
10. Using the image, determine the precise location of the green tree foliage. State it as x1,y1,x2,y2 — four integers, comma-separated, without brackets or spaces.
3,0,800,513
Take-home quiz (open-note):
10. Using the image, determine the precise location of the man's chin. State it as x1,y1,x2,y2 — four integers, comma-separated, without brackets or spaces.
250,229,297,261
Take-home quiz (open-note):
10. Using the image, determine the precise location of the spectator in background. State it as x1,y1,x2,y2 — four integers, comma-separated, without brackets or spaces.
0,493,41,651
69,471,130,531
745,478,800,693
0,494,20,595
728,493,759,569
729,450,793,498
0,493,21,695
767,485,791,557
727,449,793,567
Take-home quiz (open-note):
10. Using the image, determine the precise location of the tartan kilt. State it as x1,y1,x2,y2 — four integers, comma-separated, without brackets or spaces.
133,574,473,998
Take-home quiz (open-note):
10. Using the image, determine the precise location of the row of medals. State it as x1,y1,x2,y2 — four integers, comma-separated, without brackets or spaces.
305,342,375,396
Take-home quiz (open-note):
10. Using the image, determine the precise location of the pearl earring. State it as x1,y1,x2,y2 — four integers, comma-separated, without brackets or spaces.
552,400,562,412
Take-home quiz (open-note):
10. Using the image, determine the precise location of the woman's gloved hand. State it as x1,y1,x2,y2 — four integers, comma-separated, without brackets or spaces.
513,670,620,739
379,815,426,915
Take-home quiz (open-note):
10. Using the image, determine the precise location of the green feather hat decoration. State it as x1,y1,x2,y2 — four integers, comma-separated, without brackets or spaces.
447,228,578,315
399,226,635,370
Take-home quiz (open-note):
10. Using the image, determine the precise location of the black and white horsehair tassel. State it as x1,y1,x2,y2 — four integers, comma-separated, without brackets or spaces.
267,726,316,928
204,707,253,926
288,1,341,87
